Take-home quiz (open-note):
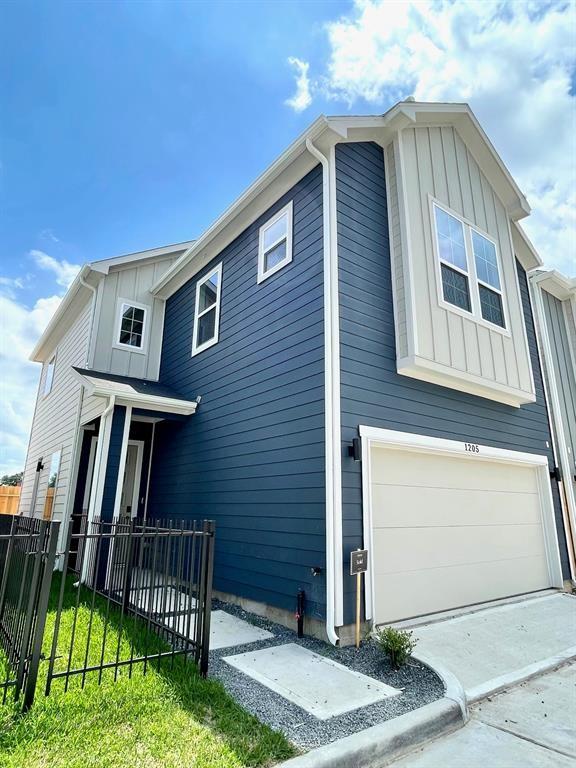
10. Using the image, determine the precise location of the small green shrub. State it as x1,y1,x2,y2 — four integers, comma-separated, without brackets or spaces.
374,625,417,669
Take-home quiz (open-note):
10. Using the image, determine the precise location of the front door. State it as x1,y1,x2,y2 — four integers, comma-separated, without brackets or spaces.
119,441,143,520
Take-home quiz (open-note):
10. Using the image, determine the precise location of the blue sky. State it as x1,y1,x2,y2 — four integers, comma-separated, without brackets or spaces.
0,0,574,475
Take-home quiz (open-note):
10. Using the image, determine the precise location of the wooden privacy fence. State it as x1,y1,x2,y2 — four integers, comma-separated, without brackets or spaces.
0,487,20,515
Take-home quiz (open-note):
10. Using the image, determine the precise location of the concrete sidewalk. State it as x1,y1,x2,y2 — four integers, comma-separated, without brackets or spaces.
411,593,576,701
390,663,576,767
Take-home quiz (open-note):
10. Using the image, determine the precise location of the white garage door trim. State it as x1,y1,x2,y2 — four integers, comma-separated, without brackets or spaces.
359,426,564,623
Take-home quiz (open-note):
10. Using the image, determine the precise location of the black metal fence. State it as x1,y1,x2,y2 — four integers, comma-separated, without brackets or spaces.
0,516,59,709
0,515,215,710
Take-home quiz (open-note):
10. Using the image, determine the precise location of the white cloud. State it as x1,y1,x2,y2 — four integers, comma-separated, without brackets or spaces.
30,249,81,288
0,247,79,475
0,291,63,475
288,0,576,274
285,57,313,113
0,275,25,298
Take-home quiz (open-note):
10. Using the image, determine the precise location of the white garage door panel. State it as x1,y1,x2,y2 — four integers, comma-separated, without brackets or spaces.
372,485,541,528
372,525,548,575
371,448,539,493
369,446,552,624
374,557,551,624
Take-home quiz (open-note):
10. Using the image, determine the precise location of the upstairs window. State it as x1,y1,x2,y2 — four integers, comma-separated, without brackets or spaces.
472,230,505,328
433,202,506,330
434,207,471,313
115,300,148,351
258,201,293,283
192,263,222,356
44,356,55,396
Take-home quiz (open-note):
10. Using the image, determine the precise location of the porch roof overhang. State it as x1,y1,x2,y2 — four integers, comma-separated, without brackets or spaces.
72,367,199,417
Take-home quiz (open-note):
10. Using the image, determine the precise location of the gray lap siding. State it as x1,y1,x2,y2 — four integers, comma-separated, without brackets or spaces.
336,142,569,624
148,165,327,619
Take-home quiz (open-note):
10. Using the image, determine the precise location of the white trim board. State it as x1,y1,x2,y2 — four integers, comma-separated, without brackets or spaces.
359,426,564,623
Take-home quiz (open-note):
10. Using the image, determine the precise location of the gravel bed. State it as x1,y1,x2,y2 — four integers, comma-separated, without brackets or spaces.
209,600,444,750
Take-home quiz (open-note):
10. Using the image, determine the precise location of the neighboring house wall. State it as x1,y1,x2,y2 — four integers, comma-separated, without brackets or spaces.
90,257,176,381
148,165,327,619
541,290,576,489
390,126,534,404
19,301,91,521
564,300,576,356
335,141,568,622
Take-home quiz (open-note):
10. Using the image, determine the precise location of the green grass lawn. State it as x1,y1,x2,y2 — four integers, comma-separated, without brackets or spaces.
0,575,296,768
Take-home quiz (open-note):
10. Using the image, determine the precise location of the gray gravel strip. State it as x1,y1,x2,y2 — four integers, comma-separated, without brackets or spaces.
209,600,444,750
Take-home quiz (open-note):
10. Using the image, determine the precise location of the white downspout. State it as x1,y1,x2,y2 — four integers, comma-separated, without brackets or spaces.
79,274,98,369
306,137,341,646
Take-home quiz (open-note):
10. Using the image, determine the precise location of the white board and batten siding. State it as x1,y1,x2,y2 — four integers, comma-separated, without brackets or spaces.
90,256,176,381
19,301,92,522
387,126,535,406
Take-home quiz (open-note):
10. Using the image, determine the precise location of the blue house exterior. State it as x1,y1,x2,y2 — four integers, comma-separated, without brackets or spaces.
147,166,329,621
31,103,570,645
144,118,568,641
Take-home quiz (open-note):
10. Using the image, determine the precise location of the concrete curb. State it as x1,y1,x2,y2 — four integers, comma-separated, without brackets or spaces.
278,697,465,768
412,653,469,721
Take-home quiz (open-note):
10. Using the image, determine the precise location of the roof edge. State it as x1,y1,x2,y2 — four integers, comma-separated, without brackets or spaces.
29,264,95,362
150,115,330,298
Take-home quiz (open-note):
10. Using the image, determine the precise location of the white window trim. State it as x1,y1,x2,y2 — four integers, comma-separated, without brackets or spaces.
257,201,293,284
192,262,222,356
43,354,56,397
113,298,150,355
430,197,510,337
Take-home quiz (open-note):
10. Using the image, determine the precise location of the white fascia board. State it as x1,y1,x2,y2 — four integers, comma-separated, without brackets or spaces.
512,223,543,271
90,241,196,274
30,265,98,362
530,269,575,301
151,116,330,299
112,394,197,416
90,385,197,415
385,101,531,221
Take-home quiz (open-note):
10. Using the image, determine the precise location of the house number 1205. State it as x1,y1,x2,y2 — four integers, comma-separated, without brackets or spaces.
465,443,480,453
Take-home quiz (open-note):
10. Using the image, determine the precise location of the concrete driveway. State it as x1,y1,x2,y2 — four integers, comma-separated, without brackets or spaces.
390,662,576,767
410,593,576,701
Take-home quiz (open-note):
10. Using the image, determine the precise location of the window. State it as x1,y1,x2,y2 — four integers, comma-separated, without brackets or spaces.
192,263,222,356
44,356,55,396
433,202,506,330
472,230,505,328
258,201,293,283
115,300,149,351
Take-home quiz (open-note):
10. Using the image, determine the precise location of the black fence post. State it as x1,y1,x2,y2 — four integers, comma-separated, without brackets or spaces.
23,520,60,710
199,520,215,677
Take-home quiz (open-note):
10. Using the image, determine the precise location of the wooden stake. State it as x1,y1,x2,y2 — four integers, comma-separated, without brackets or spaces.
356,571,361,648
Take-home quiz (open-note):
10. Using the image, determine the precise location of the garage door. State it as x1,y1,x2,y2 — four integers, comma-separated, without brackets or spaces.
370,446,553,624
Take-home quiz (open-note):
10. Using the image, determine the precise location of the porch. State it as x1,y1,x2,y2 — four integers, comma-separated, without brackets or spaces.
70,367,198,536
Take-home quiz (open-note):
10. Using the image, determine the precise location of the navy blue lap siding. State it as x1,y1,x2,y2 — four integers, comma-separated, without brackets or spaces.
148,165,327,619
335,142,569,624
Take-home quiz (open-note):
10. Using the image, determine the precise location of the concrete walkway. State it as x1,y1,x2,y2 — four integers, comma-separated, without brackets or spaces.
411,593,576,700
390,662,576,767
